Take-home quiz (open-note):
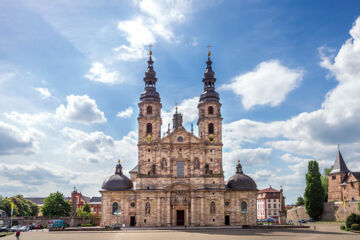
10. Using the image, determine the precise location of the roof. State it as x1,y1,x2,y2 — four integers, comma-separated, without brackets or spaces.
129,165,138,173
102,162,133,191
352,172,360,181
25,197,45,205
82,196,91,203
330,150,349,174
89,197,101,203
226,161,257,191
258,186,280,193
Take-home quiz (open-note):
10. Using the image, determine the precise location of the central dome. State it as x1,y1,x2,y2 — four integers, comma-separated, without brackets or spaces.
102,160,133,191
226,160,257,191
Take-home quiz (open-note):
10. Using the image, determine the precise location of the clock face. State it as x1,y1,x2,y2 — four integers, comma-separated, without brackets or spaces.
208,134,215,143
145,134,153,144
177,136,183,142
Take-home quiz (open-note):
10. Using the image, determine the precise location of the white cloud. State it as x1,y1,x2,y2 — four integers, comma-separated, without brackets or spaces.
116,106,134,119
0,121,38,155
34,87,51,98
161,97,199,133
221,60,304,110
115,0,193,61
56,95,107,124
85,62,121,84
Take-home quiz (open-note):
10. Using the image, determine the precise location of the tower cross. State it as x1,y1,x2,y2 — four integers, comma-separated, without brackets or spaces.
148,43,153,55
207,44,211,56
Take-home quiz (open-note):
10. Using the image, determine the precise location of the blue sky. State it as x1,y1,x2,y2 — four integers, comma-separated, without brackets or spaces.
1,0,360,204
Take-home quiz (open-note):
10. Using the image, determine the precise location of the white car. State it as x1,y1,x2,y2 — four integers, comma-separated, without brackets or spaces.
10,225,21,232
19,226,29,232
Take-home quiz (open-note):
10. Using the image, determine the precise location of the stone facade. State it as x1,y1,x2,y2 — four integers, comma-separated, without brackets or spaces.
100,52,258,227
328,149,360,202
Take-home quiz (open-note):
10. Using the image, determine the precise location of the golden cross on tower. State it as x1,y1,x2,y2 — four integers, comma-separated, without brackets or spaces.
175,102,178,112
118,159,120,164
148,43,153,56
207,44,211,56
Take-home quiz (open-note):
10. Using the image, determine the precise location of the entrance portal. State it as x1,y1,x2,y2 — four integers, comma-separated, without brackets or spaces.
225,215,230,225
176,210,185,226
130,216,136,226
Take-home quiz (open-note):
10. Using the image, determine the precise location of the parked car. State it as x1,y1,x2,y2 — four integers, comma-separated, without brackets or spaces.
48,220,66,230
32,224,42,229
298,219,306,223
306,218,314,222
19,226,29,232
0,226,9,232
10,225,21,232
267,218,278,223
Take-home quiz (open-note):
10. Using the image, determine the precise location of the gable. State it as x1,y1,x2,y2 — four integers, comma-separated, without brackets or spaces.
160,127,201,144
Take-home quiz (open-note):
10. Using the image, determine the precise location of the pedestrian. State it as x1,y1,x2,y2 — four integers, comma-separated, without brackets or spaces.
15,230,20,240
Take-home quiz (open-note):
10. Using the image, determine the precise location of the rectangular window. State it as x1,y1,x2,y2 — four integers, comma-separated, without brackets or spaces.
332,175,336,180
268,204,271,208
177,161,184,177
273,204,276,208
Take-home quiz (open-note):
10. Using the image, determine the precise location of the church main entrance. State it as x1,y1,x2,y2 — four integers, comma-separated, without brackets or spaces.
176,210,185,226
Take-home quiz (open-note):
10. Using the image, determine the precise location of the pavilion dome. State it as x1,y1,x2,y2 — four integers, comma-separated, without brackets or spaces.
102,160,133,191
226,160,258,191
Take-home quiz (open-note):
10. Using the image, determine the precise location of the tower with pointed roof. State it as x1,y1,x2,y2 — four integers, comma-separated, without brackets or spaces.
328,146,360,202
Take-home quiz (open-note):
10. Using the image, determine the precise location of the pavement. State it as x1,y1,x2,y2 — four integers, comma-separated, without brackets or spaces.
2,222,358,240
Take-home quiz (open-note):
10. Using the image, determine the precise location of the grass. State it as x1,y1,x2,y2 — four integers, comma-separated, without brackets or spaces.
0,232,13,237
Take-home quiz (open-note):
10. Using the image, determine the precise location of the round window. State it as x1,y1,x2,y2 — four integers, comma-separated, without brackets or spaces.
130,202,136,208
177,136,183,142
225,201,230,207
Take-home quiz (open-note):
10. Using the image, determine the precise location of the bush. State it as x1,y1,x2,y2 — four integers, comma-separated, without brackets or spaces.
346,213,360,227
351,223,360,230
340,225,345,230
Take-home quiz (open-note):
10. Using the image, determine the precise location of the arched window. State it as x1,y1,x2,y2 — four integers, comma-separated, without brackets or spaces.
241,201,247,213
151,163,156,174
146,123,152,135
194,158,200,170
112,202,118,215
208,123,214,134
205,163,210,174
145,202,150,215
208,106,214,114
210,201,216,214
161,158,167,171
146,106,152,114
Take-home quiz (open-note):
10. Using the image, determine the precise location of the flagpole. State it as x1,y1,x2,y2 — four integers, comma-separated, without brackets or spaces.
10,202,13,228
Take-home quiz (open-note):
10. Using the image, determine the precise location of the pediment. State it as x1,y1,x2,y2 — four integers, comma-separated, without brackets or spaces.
160,126,201,144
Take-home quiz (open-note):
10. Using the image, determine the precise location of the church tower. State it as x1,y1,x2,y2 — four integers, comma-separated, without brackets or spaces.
197,49,223,176
197,50,222,144
137,50,162,177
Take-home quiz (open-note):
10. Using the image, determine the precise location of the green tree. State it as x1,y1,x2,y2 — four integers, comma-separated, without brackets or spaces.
41,192,71,217
82,203,91,213
321,168,332,202
304,160,324,220
0,197,18,217
296,196,305,206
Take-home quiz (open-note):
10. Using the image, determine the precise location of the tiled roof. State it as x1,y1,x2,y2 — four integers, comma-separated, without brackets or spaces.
352,172,360,181
330,150,349,174
89,197,101,203
25,197,45,205
258,186,279,193
129,165,138,173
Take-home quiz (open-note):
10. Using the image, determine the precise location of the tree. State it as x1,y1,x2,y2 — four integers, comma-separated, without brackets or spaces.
296,196,305,206
82,203,91,213
41,192,71,217
321,168,332,202
304,160,324,220
0,197,18,217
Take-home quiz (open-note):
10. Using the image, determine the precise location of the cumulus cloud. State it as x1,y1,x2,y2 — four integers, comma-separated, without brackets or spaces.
161,96,199,133
34,87,51,98
221,60,304,110
84,62,121,84
116,106,134,119
115,0,193,61
0,121,38,155
56,95,106,124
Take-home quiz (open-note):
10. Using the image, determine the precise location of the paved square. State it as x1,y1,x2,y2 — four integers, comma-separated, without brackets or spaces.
3,223,358,240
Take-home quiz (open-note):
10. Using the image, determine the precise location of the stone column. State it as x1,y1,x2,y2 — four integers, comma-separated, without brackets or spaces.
190,193,195,226
157,197,161,226
167,192,171,226
200,196,204,226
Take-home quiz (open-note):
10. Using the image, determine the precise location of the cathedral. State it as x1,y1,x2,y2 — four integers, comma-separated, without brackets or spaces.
100,50,258,227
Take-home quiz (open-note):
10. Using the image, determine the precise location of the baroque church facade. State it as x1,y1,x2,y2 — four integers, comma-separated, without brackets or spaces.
100,50,258,227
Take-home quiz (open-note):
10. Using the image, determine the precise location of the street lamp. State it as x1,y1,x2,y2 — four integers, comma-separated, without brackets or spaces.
114,210,122,229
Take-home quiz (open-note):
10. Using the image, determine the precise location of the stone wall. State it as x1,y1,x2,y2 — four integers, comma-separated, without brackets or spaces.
287,201,360,222
8,216,100,227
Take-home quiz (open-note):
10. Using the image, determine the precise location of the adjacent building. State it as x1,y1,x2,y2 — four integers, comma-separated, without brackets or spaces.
328,148,360,202
100,51,258,227
257,186,285,220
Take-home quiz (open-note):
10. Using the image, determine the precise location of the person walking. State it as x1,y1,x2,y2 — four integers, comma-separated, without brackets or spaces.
15,230,20,240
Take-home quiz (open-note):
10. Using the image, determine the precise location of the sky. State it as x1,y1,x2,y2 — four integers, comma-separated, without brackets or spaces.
1,0,360,204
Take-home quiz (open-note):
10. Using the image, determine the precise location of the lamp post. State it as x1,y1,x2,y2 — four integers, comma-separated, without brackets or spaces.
114,210,122,229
